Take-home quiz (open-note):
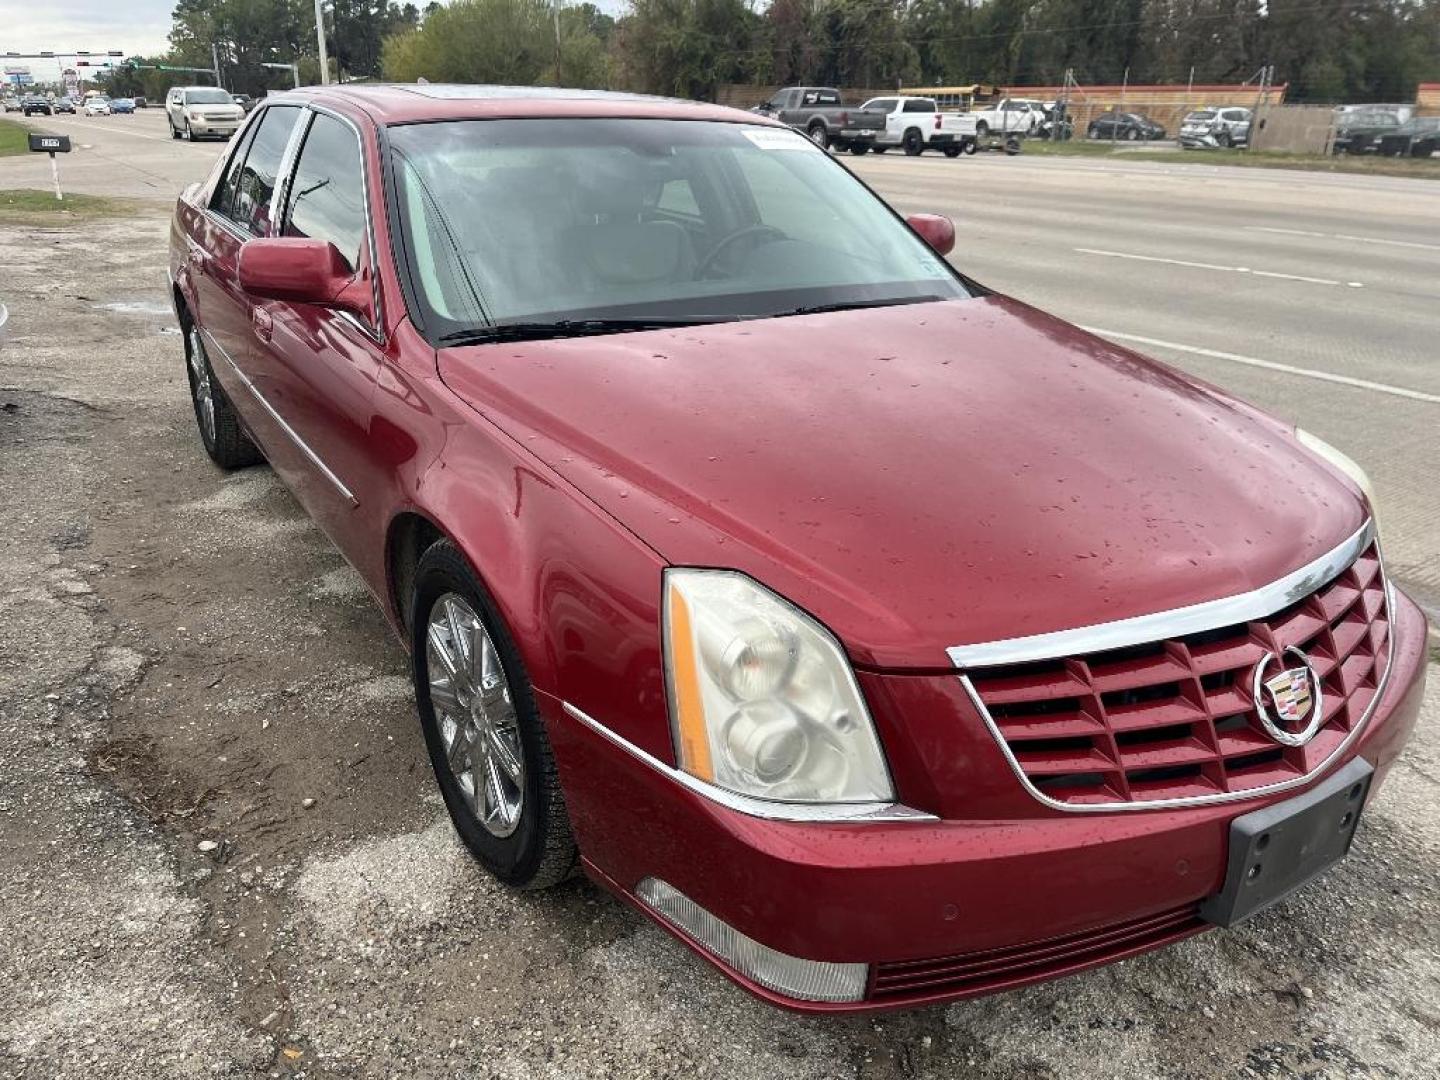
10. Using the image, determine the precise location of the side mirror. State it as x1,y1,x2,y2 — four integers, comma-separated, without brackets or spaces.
238,237,366,316
906,213,955,257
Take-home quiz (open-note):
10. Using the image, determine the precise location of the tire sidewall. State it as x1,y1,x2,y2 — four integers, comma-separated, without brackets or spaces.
410,543,555,886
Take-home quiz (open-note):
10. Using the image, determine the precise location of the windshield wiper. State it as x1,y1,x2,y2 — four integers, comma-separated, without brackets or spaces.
781,296,947,318
439,317,725,346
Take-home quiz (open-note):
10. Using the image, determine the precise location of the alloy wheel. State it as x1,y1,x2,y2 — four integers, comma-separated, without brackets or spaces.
425,593,525,838
187,327,216,444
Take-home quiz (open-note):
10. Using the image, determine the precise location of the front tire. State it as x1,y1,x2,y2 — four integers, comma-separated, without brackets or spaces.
182,120,193,142
807,123,830,150
412,542,577,890
184,322,263,469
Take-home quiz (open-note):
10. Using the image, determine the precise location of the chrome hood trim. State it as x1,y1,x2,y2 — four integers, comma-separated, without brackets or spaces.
948,519,1375,670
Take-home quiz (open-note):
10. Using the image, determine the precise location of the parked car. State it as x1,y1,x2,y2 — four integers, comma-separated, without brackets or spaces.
1332,108,1403,155
1036,100,1073,141
2,96,22,113
968,97,1044,138
111,98,136,114
166,85,245,140
860,95,978,157
170,83,1427,1014
133,95,148,109
1374,116,1440,158
21,96,52,116
83,97,113,116
1179,107,1252,149
752,86,886,153
1087,110,1166,141
52,96,76,114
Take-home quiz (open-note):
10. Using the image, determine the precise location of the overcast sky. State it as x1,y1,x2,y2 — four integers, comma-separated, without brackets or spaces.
1,0,175,82
2,1,630,85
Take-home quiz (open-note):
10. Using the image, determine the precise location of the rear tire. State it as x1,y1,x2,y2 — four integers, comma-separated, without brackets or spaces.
183,321,263,470
903,128,924,156
873,146,888,154
943,145,961,158
962,140,978,155
849,143,869,156
411,541,578,891
807,122,830,151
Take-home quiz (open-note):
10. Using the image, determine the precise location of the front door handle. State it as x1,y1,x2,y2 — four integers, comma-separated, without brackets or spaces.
252,307,273,342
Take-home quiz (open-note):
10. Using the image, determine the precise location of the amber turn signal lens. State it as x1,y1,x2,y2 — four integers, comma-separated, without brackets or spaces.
666,580,715,782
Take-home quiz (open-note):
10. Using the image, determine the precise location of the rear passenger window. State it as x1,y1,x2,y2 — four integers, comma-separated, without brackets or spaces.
902,99,932,113
230,105,301,236
282,112,366,272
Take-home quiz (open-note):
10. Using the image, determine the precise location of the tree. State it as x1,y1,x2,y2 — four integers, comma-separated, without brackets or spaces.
381,0,610,87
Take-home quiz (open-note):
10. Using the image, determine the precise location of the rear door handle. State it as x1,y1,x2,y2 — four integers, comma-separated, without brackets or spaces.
252,307,273,342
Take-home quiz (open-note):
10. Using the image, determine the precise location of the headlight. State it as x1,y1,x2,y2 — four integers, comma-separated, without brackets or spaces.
188,109,203,121
663,569,893,804
1295,427,1376,508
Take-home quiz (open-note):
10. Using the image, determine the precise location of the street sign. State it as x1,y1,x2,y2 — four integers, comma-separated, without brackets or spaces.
29,133,71,153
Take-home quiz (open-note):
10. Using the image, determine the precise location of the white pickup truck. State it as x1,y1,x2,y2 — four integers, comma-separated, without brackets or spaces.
967,98,1044,138
860,95,979,156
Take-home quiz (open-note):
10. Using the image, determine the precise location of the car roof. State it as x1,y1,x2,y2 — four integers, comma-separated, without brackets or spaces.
262,83,765,126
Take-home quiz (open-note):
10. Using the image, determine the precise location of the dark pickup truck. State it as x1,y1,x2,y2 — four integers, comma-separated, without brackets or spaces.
752,86,886,154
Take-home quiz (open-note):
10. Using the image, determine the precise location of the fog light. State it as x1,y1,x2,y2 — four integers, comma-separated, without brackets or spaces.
635,877,867,1003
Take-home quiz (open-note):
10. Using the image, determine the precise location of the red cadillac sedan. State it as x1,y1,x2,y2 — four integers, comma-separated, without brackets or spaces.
169,84,1428,1011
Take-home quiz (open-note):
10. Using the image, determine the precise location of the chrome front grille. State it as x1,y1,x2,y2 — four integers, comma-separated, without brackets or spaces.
961,538,1391,809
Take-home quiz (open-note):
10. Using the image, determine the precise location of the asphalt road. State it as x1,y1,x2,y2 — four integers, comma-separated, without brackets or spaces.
1,108,1438,1080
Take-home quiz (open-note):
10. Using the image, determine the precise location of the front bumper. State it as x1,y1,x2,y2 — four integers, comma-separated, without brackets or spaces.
188,120,239,137
549,588,1428,1012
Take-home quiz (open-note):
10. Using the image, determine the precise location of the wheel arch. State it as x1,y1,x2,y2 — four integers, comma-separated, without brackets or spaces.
385,508,447,638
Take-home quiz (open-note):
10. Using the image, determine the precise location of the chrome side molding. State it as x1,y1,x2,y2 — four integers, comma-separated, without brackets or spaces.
560,702,936,824
203,329,358,506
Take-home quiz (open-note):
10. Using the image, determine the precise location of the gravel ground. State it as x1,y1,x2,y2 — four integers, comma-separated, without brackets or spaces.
1,206,1437,1080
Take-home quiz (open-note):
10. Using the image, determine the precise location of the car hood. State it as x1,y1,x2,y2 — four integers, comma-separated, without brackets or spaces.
436,297,1364,669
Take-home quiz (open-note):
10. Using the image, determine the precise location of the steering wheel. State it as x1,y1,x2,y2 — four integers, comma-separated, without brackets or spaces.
694,224,787,280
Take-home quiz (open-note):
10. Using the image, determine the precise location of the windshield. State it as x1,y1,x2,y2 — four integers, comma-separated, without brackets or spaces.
388,118,968,338
1185,111,1216,122
185,89,233,105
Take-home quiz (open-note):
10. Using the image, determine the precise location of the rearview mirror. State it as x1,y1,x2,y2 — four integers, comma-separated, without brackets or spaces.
906,213,955,257
238,237,366,316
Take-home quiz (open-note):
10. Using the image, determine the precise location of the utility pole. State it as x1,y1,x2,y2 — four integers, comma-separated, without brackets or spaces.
313,0,331,84
553,0,563,87
211,42,223,90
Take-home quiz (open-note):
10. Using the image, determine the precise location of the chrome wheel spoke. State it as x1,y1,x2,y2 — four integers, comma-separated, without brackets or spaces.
486,724,524,785
428,679,463,716
426,622,463,685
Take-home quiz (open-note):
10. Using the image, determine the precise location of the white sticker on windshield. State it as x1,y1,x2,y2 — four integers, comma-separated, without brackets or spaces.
743,127,817,151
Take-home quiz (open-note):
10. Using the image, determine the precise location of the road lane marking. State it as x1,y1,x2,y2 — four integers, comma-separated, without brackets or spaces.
22,116,207,146
1074,247,1354,287
1247,226,1440,253
1080,327,1440,405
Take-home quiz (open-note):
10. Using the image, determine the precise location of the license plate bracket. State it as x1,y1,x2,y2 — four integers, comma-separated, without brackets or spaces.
1200,757,1373,928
